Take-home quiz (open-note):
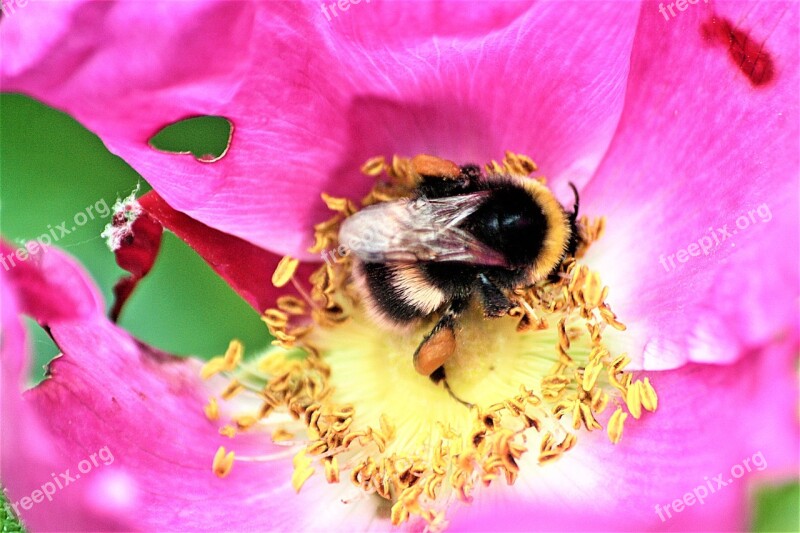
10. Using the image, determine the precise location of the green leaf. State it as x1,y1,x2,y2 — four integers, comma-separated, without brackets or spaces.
0,489,26,533
0,93,269,381
751,482,800,533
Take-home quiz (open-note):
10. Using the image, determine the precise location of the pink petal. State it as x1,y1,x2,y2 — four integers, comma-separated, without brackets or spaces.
1,1,639,258
0,242,104,323
447,338,800,532
0,244,382,530
582,1,799,369
4,241,796,531
0,243,107,525
0,248,127,531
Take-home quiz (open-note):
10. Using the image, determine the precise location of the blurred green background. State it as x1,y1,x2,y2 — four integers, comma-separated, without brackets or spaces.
0,94,797,532
0,93,270,387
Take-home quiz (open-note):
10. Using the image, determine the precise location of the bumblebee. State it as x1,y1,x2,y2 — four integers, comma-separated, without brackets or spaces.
339,155,580,387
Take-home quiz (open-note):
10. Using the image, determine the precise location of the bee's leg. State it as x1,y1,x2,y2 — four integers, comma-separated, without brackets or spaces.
477,273,514,317
413,297,474,408
413,298,466,377
437,368,475,409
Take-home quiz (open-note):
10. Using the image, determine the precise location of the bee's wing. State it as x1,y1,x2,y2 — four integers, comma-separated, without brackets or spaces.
339,192,508,266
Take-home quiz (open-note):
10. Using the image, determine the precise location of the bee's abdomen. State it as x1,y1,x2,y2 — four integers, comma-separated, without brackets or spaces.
355,262,447,326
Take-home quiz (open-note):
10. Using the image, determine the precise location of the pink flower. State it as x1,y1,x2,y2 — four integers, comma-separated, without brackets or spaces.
1,1,797,531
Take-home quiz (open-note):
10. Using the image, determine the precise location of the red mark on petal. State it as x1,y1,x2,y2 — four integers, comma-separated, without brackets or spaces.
701,16,774,87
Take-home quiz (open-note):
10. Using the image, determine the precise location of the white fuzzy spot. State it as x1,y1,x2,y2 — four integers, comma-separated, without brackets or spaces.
101,184,142,251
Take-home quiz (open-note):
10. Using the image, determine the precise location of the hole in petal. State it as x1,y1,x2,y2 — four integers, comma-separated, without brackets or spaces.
148,116,233,163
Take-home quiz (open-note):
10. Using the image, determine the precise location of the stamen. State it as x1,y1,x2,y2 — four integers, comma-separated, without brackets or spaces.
200,340,243,379
640,377,659,411
289,277,316,310
204,397,220,421
321,193,357,215
272,256,300,288
360,155,386,177
485,150,538,177
221,379,244,401
625,380,643,419
292,450,315,492
213,446,235,478
272,428,295,442
324,456,340,483
208,152,658,528
277,295,308,315
607,407,628,444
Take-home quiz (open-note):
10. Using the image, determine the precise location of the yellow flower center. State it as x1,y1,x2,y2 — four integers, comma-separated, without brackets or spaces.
204,153,657,528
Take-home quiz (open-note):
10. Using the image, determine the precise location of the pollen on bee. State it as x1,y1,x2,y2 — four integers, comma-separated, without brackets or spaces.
410,154,460,179
413,325,456,376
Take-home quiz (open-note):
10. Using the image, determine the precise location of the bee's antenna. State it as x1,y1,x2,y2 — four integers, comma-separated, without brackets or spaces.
567,181,580,221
